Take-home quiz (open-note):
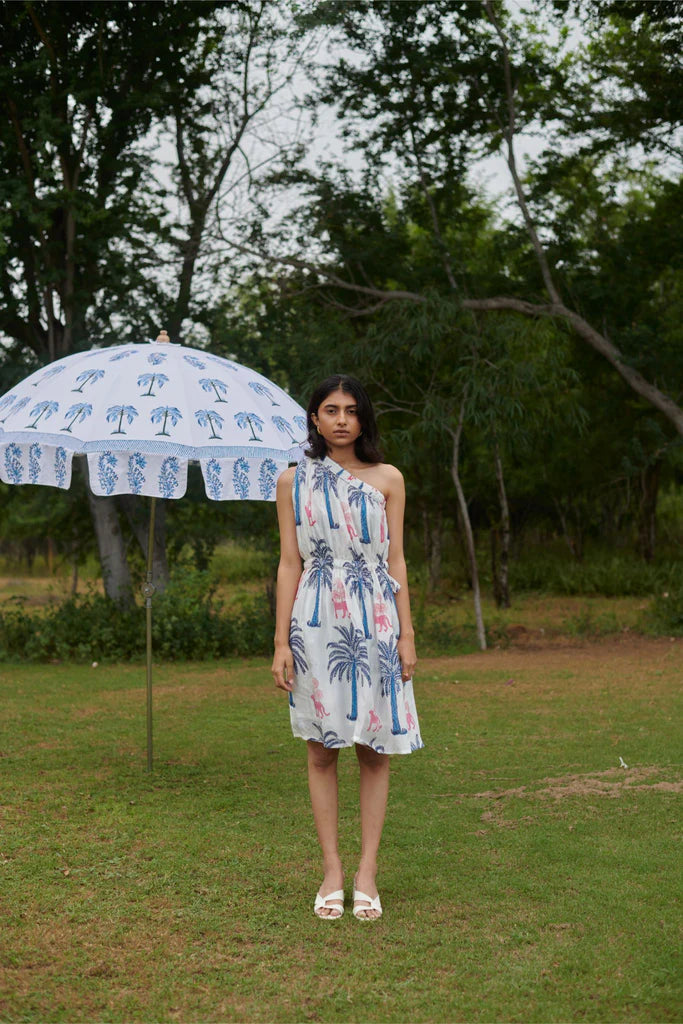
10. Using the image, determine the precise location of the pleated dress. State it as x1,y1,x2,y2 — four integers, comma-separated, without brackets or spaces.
287,455,424,754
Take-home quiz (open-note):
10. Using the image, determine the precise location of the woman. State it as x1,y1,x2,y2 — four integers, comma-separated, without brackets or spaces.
272,375,423,920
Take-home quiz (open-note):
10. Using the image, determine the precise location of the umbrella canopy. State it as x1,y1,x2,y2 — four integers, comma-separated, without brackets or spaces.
0,335,307,498
0,334,308,769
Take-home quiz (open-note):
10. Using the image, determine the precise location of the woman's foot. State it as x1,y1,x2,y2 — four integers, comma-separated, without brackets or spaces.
314,868,345,919
353,869,382,920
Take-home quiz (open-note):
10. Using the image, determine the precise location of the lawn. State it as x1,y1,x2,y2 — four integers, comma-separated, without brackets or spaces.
0,637,680,1023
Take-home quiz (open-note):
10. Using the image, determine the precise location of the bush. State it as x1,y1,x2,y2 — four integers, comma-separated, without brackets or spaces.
0,569,275,662
509,551,679,597
648,584,683,636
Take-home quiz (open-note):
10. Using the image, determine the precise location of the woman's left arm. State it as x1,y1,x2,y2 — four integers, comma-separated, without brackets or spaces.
384,466,417,682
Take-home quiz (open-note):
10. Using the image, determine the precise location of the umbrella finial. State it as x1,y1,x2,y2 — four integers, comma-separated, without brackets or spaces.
155,330,170,344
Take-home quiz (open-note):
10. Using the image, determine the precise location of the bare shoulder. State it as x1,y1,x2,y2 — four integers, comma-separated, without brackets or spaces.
276,465,297,493
370,462,404,499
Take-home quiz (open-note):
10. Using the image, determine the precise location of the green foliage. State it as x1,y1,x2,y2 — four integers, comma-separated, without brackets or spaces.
648,584,683,636
509,550,679,597
0,569,274,662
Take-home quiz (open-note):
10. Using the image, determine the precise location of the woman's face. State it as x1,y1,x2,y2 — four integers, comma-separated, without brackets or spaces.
312,388,362,449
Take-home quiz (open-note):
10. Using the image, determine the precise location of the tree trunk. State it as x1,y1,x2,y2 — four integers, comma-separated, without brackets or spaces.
490,527,502,608
637,460,661,563
421,504,443,593
493,441,511,608
82,461,134,607
450,405,486,651
118,494,170,593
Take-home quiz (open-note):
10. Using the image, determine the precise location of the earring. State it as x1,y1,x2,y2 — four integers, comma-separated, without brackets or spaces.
317,426,321,434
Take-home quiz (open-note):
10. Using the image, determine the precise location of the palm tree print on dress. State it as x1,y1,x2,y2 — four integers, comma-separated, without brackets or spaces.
137,372,169,397
343,550,374,639
151,406,182,436
248,380,279,405
27,401,59,429
72,369,104,392
375,555,398,612
348,485,371,543
199,378,229,403
61,403,92,432
106,405,139,434
195,409,224,439
293,459,306,525
305,538,334,627
309,722,346,748
234,411,264,442
312,461,340,529
289,618,308,675
327,624,371,722
378,636,407,735
271,415,295,442
288,617,308,709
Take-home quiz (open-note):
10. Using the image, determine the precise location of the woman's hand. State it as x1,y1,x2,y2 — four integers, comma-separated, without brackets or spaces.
272,642,294,692
397,634,417,682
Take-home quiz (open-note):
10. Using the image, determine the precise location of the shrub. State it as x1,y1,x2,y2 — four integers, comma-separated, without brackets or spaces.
0,569,275,662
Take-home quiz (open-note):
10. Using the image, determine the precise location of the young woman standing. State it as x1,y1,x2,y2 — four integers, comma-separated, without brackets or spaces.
272,375,423,920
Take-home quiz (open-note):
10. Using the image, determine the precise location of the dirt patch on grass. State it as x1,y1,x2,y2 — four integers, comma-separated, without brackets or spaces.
421,634,679,676
472,764,682,803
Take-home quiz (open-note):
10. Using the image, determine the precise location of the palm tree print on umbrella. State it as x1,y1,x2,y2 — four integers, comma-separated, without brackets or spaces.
71,369,105,392
348,486,371,543
35,364,66,385
195,409,224,439
248,380,279,405
27,401,59,429
378,636,407,735
343,550,374,639
61,403,92,432
0,394,16,417
305,538,334,627
1,396,29,423
234,411,264,442
272,415,296,442
151,406,182,436
106,405,139,434
137,372,169,397
293,415,307,433
327,624,371,722
199,378,229,403
312,461,339,529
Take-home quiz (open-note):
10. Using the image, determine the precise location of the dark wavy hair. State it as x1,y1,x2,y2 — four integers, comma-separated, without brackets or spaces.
305,375,383,464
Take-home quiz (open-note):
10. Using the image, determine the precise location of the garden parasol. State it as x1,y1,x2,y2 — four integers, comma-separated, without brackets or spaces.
0,332,307,768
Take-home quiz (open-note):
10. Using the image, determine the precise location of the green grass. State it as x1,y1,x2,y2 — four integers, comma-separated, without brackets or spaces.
0,638,680,1022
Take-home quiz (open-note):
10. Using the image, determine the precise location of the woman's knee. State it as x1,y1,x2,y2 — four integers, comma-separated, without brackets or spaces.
355,743,389,770
307,740,340,770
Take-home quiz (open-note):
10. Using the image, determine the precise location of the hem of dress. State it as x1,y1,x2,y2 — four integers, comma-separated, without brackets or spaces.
290,726,424,756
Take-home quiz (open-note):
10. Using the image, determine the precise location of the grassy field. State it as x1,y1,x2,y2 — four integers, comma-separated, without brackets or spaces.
0,636,680,1023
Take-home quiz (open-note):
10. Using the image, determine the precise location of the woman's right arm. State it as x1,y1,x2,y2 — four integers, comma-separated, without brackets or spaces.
271,466,302,693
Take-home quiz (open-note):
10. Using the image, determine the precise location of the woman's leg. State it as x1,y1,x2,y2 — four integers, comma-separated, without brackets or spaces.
307,740,344,916
354,743,390,919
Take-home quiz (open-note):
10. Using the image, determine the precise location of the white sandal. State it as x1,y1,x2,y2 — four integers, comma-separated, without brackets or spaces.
314,889,344,919
353,885,382,920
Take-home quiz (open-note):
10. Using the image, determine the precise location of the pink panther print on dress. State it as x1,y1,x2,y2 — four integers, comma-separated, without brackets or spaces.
332,579,350,619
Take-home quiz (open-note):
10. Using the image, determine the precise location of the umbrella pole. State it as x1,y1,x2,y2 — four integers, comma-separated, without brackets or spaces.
144,497,157,771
